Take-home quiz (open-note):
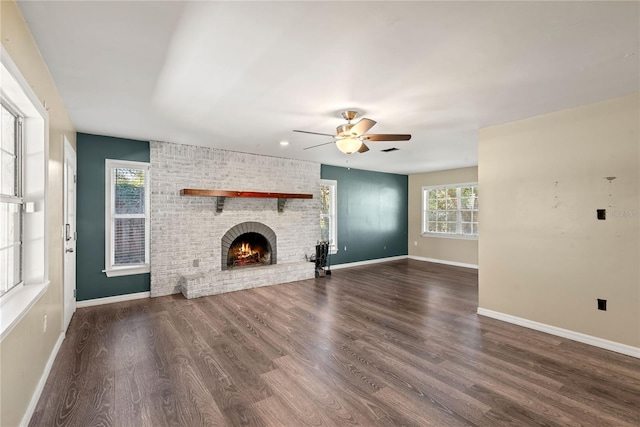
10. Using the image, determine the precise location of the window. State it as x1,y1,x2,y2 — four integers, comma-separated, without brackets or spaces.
422,183,478,238
319,179,337,254
1,103,23,296
1,46,49,340
104,159,150,277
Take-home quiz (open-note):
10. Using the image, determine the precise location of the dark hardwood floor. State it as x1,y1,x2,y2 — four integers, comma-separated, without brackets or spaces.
30,260,640,426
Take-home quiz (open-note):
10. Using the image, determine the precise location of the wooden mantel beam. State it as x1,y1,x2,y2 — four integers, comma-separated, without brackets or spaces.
180,189,313,213
180,189,313,199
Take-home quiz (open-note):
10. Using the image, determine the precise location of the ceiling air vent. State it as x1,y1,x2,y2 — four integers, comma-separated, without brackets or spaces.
381,147,399,153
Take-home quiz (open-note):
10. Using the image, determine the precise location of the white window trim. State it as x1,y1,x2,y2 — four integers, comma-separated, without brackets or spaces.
103,159,150,277
1,102,24,297
320,179,338,254
1,45,49,341
421,182,478,240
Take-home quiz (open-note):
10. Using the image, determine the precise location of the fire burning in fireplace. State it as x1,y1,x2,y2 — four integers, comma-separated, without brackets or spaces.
227,232,271,268
233,242,260,266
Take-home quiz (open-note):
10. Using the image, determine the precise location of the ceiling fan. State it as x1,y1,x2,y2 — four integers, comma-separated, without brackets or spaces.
294,110,411,154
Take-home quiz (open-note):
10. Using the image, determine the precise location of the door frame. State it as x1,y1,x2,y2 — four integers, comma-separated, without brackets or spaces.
63,137,77,331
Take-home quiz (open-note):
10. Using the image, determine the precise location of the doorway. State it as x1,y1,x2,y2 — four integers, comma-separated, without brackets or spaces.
63,137,77,331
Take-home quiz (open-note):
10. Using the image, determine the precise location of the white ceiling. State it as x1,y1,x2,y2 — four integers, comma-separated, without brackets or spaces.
17,1,639,174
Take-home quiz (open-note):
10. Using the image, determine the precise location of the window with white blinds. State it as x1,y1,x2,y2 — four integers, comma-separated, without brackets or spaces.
104,159,150,277
422,183,478,239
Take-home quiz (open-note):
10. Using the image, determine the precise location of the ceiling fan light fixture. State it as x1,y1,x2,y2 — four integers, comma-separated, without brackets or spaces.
336,137,362,154
295,111,411,154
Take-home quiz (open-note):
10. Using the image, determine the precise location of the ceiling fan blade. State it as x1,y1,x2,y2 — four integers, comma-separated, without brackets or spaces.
349,118,376,136
363,134,412,141
303,141,335,150
293,129,335,137
357,143,370,153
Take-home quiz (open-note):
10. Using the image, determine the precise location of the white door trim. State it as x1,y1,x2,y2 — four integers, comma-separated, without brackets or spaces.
63,137,77,332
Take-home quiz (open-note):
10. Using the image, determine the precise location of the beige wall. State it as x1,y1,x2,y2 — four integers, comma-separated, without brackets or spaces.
1,1,76,426
478,94,639,348
408,167,478,265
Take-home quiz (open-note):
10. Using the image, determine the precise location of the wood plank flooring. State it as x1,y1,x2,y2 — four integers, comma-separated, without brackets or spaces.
29,260,640,426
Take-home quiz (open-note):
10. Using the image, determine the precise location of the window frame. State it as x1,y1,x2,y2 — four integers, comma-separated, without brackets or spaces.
422,182,478,240
1,101,24,297
1,45,49,341
319,179,338,254
104,159,151,277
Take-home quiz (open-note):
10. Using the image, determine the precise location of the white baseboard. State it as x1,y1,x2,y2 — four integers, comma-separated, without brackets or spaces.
477,307,640,359
330,255,408,270
408,255,478,269
76,291,150,308
21,331,65,426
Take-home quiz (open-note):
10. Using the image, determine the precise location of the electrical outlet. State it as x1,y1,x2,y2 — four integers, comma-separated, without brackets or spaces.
414,241,418,246
344,246,347,251
43,314,47,333
597,299,607,311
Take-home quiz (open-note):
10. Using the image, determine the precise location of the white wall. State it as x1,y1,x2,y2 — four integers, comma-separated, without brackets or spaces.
478,94,639,348
0,2,76,426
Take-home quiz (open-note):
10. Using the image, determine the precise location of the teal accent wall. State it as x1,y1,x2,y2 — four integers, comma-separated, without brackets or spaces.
321,165,408,265
76,133,150,300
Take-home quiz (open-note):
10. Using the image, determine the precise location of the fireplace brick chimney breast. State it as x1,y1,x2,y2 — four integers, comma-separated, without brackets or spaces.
150,141,319,297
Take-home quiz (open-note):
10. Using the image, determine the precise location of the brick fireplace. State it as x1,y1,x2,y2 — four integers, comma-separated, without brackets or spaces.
222,221,276,270
149,141,319,298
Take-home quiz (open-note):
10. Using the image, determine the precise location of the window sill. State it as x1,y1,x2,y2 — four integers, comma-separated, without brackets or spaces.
103,265,150,277
421,233,478,241
0,281,49,341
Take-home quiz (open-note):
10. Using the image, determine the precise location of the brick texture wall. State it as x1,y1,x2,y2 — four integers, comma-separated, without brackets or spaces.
150,141,321,297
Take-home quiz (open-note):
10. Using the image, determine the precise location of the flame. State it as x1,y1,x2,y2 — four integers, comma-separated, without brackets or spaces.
230,240,263,267
236,242,258,257
239,242,256,254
